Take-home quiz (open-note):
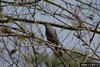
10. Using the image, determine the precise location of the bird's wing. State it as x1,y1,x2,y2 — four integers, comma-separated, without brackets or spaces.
49,27,59,42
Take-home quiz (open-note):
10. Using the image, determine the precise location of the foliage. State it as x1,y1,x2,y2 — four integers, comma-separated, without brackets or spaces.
0,0,100,67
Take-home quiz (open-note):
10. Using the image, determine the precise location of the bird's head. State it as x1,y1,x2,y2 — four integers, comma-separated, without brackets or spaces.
44,23,51,29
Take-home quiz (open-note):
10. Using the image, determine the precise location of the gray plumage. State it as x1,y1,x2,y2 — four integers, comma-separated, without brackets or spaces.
45,24,59,45
45,24,62,55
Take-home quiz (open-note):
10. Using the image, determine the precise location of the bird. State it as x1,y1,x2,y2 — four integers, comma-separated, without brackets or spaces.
45,23,62,56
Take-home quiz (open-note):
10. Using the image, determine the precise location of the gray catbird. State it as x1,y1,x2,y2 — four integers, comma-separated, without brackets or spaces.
45,24,62,56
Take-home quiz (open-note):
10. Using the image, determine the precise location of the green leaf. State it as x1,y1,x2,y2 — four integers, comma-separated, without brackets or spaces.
18,35,26,42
